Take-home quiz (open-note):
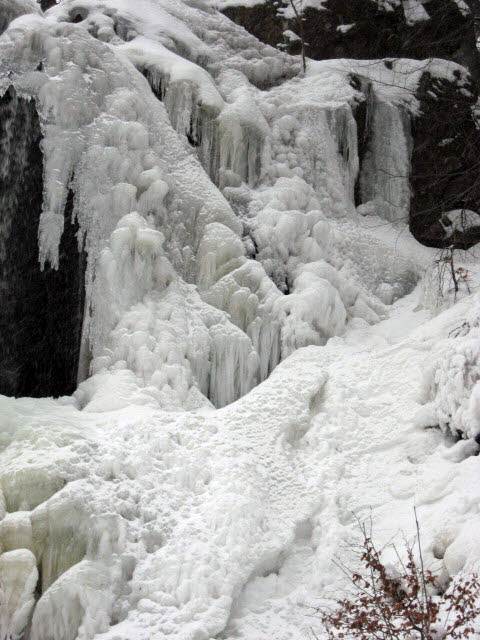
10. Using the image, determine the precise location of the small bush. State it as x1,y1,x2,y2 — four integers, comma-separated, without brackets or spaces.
319,513,479,640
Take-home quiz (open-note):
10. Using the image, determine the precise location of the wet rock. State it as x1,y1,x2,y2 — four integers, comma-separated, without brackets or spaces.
410,69,480,248
39,0,57,10
0,87,87,398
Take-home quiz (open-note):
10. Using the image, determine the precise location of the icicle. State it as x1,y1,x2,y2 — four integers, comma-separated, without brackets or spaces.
247,314,282,381
359,95,412,224
140,64,224,183
208,323,259,408
326,104,360,205
217,110,265,188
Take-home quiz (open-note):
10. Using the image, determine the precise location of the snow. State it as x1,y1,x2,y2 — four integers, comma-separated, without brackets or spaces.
417,300,480,440
3,290,480,640
441,209,480,237
307,58,471,114
453,0,471,17
1,0,480,639
119,37,225,113
282,29,301,43
336,24,355,34
402,0,430,26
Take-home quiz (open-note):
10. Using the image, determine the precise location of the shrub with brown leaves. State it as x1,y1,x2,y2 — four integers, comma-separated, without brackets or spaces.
319,513,480,640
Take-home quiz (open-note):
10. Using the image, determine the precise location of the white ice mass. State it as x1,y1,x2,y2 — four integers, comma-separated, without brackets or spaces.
1,0,480,639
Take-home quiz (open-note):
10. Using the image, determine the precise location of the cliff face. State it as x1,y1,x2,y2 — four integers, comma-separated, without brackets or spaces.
0,88,87,398
222,0,480,77
411,69,480,248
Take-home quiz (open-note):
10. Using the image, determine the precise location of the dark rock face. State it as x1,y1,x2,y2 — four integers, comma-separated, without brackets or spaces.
410,70,480,247
0,87,86,398
39,0,58,10
223,0,480,80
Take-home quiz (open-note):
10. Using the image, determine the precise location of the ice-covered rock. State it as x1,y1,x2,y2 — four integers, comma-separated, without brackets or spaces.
419,309,480,440
0,549,38,640
30,559,123,640
0,0,39,36
1,7,410,406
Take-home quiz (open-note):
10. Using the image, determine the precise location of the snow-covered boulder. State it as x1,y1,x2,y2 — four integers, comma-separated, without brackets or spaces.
0,549,38,640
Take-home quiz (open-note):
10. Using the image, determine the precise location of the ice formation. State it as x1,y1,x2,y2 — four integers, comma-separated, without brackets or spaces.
0,549,38,640
402,0,430,25
417,299,480,440
0,0,439,405
0,0,39,35
1,0,480,639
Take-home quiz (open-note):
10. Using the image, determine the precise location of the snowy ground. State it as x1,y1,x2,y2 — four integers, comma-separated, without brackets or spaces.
1,0,480,639
3,284,480,640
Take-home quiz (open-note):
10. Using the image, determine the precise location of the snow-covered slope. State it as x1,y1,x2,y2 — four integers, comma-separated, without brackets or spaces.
3,290,480,640
1,1,480,639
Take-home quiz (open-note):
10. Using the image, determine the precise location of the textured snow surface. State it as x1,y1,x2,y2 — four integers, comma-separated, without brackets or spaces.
1,0,480,638
3,291,480,640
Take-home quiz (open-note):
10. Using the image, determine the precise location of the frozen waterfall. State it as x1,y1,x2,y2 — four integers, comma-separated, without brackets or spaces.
0,4,470,639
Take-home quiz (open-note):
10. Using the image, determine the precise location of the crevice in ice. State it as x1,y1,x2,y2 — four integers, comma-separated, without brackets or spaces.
351,75,374,207
62,6,89,23
0,88,87,399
